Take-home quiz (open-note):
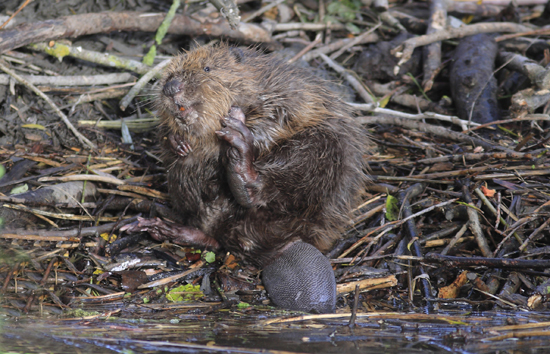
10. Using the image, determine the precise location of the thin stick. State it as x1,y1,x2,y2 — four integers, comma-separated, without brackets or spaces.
137,260,204,289
288,33,322,63
0,0,32,29
392,22,532,67
350,103,481,130
120,58,171,111
0,73,135,86
243,0,284,22
30,42,151,75
329,22,381,60
319,54,374,104
519,218,550,252
348,284,360,328
461,184,492,258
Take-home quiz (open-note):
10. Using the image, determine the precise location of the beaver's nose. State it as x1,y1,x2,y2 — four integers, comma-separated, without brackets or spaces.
163,79,183,97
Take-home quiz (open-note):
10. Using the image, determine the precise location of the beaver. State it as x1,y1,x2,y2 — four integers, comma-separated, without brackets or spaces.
125,44,366,313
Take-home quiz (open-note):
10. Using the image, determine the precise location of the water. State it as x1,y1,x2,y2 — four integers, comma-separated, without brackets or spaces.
3,310,550,353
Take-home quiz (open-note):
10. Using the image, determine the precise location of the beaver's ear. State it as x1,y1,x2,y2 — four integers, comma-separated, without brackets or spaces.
229,47,245,63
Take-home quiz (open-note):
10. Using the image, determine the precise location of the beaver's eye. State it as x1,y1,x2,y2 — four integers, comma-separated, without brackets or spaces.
204,66,210,72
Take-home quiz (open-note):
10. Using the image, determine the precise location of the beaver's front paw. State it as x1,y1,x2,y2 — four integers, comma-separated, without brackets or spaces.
262,242,337,313
121,217,219,249
216,106,262,208
216,106,255,163
168,133,192,158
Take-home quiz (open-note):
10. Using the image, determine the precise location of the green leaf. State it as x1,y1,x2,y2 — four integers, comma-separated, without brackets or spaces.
406,73,432,102
204,251,216,263
327,0,359,21
322,15,342,25
10,184,28,195
498,125,517,137
237,302,251,309
327,2,342,15
166,284,204,302
379,95,391,108
385,194,399,221
21,123,46,130
0,164,5,179
345,22,361,34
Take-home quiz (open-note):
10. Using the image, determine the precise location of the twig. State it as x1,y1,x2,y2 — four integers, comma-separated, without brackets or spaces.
462,0,547,4
391,22,532,67
329,22,382,60
272,22,346,32
338,197,459,258
336,275,398,293
474,288,523,310
499,51,550,90
0,12,273,54
422,0,448,91
496,26,550,42
357,115,517,153
0,0,31,29
0,60,96,149
79,117,159,131
138,260,204,289
243,0,284,22
474,169,550,180
38,174,125,185
3,204,130,222
210,0,241,29
319,54,374,104
0,73,135,86
474,187,524,246
399,184,432,304
348,284,360,328
414,151,534,165
464,115,550,134
120,58,171,111
440,222,469,256
69,89,131,106
365,82,450,115
460,181,492,258
519,217,550,252
425,252,550,269
288,33,322,63
302,35,379,61
30,42,151,75
511,88,550,117
350,103,480,130
379,11,407,33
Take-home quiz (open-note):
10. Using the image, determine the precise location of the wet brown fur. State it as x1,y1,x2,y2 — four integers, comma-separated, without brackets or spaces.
157,44,366,266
